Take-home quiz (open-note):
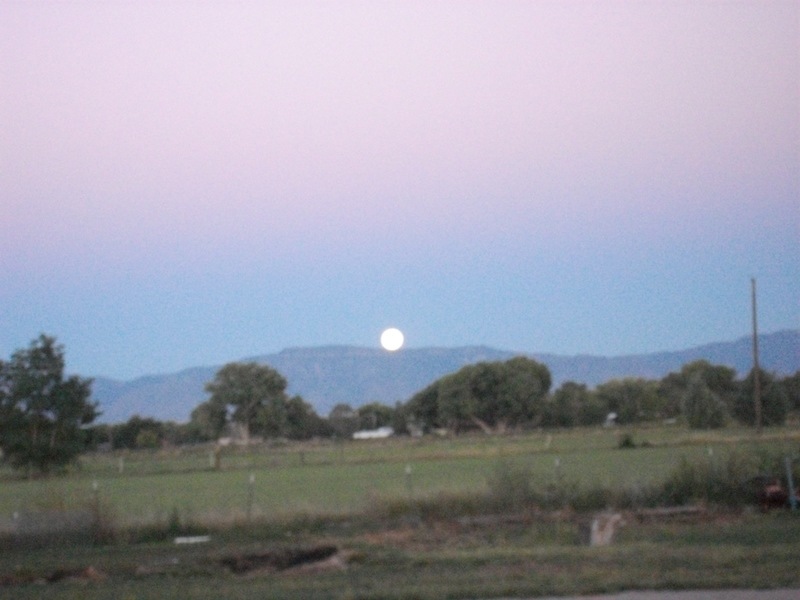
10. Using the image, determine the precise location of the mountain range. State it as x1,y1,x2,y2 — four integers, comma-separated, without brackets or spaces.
92,329,799,424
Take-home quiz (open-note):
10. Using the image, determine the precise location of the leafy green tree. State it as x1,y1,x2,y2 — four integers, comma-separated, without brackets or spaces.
84,423,112,451
135,428,160,449
413,357,551,433
577,389,609,426
328,403,359,438
659,360,737,418
594,378,661,424
357,402,394,430
780,371,800,411
437,366,481,432
545,381,582,427
160,420,193,446
658,372,690,418
203,362,290,442
405,382,442,431
544,382,608,428
254,388,288,438
492,357,551,428
285,395,330,439
391,401,411,435
682,375,728,429
111,415,165,449
733,368,789,427
0,335,97,475
188,398,228,442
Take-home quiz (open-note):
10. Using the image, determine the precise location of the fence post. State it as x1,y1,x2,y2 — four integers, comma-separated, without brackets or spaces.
405,464,413,499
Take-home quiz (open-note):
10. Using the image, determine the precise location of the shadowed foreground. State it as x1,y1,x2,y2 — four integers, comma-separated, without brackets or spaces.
2,510,800,600
535,590,800,600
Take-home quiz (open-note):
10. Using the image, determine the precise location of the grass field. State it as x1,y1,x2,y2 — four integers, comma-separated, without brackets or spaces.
1,425,799,599
2,425,799,526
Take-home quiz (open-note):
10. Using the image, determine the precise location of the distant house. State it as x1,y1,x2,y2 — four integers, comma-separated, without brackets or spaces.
352,426,394,440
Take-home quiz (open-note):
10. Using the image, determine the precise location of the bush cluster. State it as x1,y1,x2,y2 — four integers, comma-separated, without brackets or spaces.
379,450,800,518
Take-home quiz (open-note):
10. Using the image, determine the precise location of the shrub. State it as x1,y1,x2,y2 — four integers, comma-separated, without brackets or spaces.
568,485,614,512
486,460,535,511
658,452,755,507
486,460,588,512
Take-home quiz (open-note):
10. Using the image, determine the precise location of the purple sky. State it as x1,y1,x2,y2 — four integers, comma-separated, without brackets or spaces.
2,1,798,381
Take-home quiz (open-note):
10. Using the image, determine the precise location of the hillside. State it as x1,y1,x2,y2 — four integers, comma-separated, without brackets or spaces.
92,329,799,423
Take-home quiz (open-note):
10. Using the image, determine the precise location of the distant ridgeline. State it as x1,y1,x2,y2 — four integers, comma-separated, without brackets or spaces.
91,330,799,424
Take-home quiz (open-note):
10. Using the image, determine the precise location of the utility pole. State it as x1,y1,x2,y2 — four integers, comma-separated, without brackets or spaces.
751,277,762,434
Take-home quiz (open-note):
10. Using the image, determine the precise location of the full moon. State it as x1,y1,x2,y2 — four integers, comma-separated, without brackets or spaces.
380,328,404,351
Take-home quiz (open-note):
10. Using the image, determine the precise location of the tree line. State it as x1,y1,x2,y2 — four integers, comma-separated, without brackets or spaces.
403,356,796,432
90,354,800,449
1,335,799,474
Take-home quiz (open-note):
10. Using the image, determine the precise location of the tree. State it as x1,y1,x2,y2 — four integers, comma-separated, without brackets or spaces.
492,357,551,429
416,357,552,434
0,335,98,475
391,401,411,435
682,375,728,429
594,378,661,424
544,381,584,427
111,415,165,450
405,382,442,431
285,395,330,439
202,362,289,443
357,402,394,430
733,368,788,427
188,398,228,442
328,403,359,438
543,382,609,428
780,371,800,411
437,367,479,432
659,361,737,419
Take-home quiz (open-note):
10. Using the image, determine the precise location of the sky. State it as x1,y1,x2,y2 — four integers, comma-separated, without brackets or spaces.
1,1,798,381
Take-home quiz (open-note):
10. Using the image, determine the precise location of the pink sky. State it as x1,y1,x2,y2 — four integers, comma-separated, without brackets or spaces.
1,1,798,379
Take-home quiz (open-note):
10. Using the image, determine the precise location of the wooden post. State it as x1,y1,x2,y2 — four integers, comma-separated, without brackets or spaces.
751,278,762,434
213,445,222,471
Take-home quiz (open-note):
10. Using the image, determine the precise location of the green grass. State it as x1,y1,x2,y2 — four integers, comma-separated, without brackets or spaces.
2,425,798,527
2,425,800,598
